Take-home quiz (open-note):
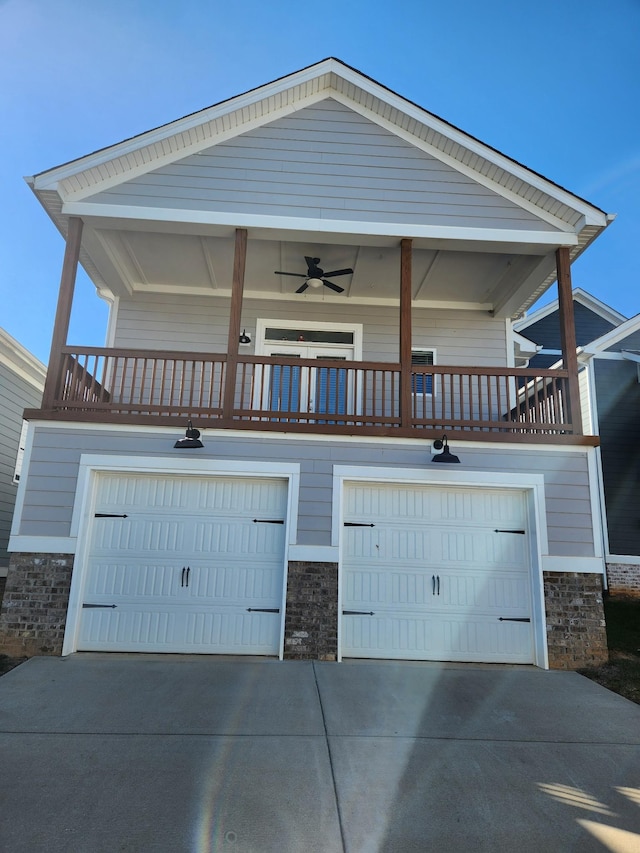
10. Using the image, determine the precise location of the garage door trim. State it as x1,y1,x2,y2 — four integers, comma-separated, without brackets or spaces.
333,465,548,668
63,455,300,657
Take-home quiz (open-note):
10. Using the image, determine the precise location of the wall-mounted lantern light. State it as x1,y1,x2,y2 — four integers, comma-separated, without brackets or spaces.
239,330,251,345
174,420,204,449
432,434,460,463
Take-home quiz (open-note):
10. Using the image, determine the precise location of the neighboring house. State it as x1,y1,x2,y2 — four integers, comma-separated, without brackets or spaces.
0,329,46,604
516,293,640,596
0,59,617,669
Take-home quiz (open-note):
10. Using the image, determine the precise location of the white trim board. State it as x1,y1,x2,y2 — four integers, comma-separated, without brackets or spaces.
8,536,76,555
332,465,549,668
542,557,605,574
62,456,301,657
28,420,596,453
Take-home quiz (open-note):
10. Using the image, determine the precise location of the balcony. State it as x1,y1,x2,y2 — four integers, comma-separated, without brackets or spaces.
25,346,599,446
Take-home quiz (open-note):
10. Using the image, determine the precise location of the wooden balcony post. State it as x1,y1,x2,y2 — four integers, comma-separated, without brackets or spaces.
556,246,583,434
222,228,247,421
42,216,83,408
400,238,413,427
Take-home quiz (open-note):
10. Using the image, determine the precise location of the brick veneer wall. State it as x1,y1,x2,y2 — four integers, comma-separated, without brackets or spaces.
284,561,338,660
544,572,608,669
606,562,640,597
0,575,6,609
0,553,74,657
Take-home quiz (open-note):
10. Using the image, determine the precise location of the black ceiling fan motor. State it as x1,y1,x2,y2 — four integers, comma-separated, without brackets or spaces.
274,256,353,294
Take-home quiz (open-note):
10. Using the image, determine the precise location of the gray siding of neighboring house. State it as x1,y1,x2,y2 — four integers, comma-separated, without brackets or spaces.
524,303,618,351
85,99,557,233
17,426,596,557
521,303,618,371
594,358,640,557
606,329,640,352
114,294,508,365
0,366,42,566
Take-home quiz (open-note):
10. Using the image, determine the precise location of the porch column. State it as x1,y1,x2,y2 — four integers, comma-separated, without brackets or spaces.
222,228,248,421
399,238,413,428
556,246,583,435
42,216,83,408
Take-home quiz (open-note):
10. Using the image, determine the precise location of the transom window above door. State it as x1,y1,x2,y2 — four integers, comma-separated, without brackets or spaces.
265,327,354,345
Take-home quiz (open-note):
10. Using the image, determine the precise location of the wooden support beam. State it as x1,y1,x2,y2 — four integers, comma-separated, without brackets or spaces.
399,238,413,428
222,228,248,421
556,246,583,435
42,217,83,408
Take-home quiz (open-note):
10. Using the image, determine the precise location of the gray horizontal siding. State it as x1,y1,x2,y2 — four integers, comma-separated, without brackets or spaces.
85,99,556,232
594,359,640,556
606,328,640,352
18,426,595,558
114,294,508,366
0,365,43,562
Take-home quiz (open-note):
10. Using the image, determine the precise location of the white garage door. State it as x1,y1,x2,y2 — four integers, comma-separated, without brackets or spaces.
78,473,287,655
341,483,534,664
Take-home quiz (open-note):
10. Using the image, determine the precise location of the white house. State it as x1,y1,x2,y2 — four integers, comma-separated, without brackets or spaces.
0,59,616,668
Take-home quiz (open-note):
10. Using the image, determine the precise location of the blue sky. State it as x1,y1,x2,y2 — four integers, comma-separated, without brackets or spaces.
1,0,638,363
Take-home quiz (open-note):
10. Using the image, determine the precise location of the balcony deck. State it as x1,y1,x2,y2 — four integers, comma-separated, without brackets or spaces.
26,346,599,445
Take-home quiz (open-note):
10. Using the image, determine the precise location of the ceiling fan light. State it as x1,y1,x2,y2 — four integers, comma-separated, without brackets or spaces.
307,277,323,288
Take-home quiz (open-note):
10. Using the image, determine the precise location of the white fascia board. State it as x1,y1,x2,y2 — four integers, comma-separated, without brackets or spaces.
56,90,333,202
32,64,338,192
621,351,640,364
330,67,608,226
330,92,576,234
63,201,579,248
515,288,627,331
0,330,47,389
582,314,640,354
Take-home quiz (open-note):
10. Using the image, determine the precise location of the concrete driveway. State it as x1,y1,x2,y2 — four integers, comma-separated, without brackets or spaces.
1,656,639,852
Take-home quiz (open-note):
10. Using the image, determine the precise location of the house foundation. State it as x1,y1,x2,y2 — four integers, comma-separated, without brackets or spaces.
0,553,73,657
544,572,608,669
606,562,640,597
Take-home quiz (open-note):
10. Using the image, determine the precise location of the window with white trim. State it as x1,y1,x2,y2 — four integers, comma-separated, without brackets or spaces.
411,349,436,396
13,420,29,484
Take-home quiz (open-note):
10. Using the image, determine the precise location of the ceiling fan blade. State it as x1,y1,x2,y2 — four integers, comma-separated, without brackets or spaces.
304,256,321,268
322,268,353,278
275,271,307,278
322,279,344,293
296,282,310,294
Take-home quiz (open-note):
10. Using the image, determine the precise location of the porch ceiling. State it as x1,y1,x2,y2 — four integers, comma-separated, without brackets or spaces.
82,218,553,315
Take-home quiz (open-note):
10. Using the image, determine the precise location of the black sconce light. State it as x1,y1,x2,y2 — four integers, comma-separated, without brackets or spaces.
174,420,204,449
239,330,251,345
432,434,460,463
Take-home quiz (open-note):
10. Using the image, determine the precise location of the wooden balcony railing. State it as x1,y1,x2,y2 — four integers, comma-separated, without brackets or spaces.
33,346,583,441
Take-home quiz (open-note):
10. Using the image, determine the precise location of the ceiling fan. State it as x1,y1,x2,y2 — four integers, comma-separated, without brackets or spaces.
274,256,353,294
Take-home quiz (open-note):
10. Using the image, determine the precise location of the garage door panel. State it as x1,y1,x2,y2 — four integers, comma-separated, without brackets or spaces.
85,561,182,599
343,612,532,663
78,607,181,650
184,610,280,653
188,564,283,604
342,483,534,664
92,518,186,554
79,474,287,655
192,519,284,556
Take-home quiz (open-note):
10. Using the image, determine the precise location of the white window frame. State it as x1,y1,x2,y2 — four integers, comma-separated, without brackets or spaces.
411,347,437,397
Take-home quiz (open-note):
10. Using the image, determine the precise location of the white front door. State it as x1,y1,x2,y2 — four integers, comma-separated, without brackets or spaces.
341,482,534,664
263,343,353,416
78,473,288,655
